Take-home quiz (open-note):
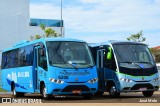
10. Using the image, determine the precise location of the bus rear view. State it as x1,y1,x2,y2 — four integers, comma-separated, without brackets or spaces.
90,41,159,97
1,38,98,99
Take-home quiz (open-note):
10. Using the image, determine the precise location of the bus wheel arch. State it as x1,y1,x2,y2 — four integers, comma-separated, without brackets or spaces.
11,82,24,97
40,81,45,94
40,81,52,100
11,82,16,96
11,81,15,92
106,80,120,98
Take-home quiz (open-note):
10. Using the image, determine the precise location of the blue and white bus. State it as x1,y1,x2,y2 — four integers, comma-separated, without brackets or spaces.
89,41,159,97
1,38,98,99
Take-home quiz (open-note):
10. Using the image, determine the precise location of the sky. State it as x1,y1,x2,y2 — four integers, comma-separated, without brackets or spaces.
30,0,160,47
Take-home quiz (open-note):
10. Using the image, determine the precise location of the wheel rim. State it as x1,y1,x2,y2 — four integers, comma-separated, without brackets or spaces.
110,86,116,96
43,87,47,98
13,87,16,96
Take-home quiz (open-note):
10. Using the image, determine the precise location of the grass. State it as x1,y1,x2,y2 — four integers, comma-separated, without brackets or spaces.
0,88,7,92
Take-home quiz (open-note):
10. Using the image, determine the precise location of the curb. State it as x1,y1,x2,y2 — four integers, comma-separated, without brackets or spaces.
0,92,12,94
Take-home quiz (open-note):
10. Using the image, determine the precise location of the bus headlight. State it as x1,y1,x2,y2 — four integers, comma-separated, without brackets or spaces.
88,78,98,83
119,78,133,83
152,78,159,82
49,78,64,84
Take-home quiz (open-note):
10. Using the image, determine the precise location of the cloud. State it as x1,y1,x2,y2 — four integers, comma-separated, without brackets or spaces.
30,0,160,47
30,0,160,32
80,0,100,4
67,33,129,44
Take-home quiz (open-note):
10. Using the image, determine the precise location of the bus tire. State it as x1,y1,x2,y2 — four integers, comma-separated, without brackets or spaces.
83,93,92,99
12,85,17,97
109,85,120,98
142,91,154,97
12,85,24,97
94,91,104,96
42,84,52,100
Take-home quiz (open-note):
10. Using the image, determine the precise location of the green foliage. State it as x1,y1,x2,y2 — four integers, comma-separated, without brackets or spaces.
45,28,58,38
0,88,7,92
31,35,41,41
31,24,59,40
127,30,146,43
150,48,160,63
40,24,45,31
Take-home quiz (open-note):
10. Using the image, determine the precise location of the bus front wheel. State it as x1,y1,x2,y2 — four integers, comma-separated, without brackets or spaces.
42,85,52,100
142,91,154,97
12,85,24,97
109,85,120,98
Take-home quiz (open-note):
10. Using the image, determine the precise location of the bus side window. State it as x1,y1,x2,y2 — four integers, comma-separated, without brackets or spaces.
104,47,117,71
38,48,47,71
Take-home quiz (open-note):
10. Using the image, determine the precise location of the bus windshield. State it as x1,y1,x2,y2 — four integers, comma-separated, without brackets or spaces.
47,41,94,68
113,44,155,68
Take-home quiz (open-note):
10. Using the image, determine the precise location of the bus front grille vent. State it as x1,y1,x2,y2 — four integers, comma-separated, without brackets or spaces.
130,84,154,90
61,85,90,92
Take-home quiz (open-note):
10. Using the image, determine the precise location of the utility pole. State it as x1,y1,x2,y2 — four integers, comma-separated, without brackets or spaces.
60,0,63,37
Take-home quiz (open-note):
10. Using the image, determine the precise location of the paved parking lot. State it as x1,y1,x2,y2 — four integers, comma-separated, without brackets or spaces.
0,91,160,103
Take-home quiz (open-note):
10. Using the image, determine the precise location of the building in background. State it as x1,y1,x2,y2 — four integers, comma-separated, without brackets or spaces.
0,0,64,64
0,0,64,87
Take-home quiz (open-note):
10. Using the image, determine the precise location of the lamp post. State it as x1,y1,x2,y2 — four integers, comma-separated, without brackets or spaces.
60,0,63,37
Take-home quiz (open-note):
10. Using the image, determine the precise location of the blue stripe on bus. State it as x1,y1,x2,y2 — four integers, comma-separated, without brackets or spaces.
6,78,27,90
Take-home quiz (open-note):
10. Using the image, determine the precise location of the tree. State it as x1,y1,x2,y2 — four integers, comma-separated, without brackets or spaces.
31,24,59,40
150,47,160,63
45,28,58,38
127,30,146,43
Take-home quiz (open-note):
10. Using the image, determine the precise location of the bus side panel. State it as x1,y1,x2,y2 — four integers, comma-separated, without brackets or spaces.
1,66,34,93
15,66,34,93
105,68,120,91
2,69,11,91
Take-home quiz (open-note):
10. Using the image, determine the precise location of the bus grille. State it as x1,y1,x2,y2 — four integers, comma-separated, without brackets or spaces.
130,84,154,90
61,85,90,92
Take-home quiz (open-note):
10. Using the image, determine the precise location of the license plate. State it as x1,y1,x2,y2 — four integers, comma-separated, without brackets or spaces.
72,90,81,94
139,88,147,91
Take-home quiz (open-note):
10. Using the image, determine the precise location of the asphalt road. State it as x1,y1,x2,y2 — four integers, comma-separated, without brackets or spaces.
0,91,160,103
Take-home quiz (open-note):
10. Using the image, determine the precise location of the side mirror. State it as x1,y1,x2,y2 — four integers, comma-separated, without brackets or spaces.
107,47,112,60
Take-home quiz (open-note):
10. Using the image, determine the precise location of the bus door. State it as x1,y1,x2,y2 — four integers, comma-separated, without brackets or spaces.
97,49,105,90
33,45,47,92
104,46,119,89
33,46,40,91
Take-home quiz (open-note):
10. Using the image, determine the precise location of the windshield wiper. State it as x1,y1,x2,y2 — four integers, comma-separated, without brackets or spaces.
120,62,142,69
86,64,94,68
77,63,94,68
67,63,78,70
136,62,154,67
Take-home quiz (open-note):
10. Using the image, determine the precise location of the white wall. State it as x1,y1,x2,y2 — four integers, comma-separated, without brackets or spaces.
0,0,62,65
0,0,30,49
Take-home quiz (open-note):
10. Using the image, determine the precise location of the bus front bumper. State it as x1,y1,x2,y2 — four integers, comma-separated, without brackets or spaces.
47,82,98,95
119,81,159,92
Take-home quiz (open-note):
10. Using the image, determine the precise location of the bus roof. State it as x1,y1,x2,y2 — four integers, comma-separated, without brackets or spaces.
89,41,146,47
2,38,85,52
